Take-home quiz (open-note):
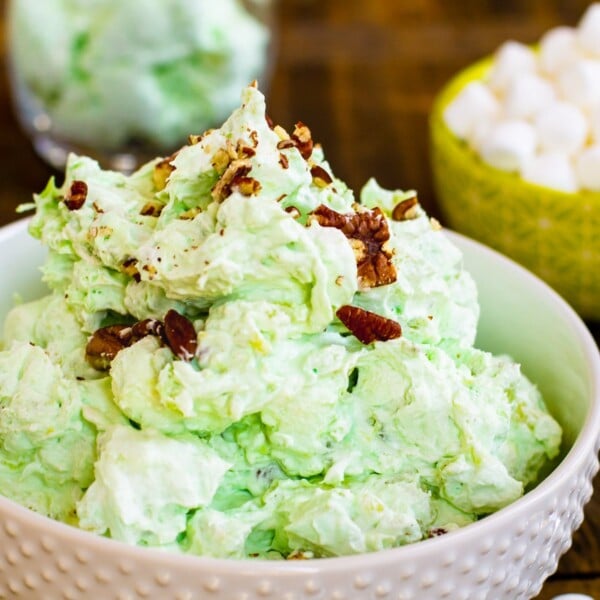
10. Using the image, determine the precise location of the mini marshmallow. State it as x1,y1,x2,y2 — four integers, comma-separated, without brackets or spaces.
557,58,600,108
479,119,537,172
521,152,578,193
469,119,497,154
504,73,556,119
443,81,500,140
487,41,537,93
535,101,588,155
575,144,600,191
539,26,581,75
577,3,600,57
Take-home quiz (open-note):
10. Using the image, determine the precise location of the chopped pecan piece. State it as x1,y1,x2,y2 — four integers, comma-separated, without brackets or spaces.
265,114,275,129
122,257,141,282
140,200,164,217
188,131,213,145
131,318,164,342
237,144,256,159
85,311,197,370
310,205,396,289
279,153,289,169
284,205,301,219
178,206,202,220
211,148,232,175
273,125,290,141
336,305,402,345
143,264,157,278
163,309,197,361
64,180,88,211
234,176,262,196
310,165,333,188
211,159,252,202
153,154,177,191
291,122,314,160
277,139,296,151
85,325,133,371
391,196,419,221
428,528,448,538
275,122,314,160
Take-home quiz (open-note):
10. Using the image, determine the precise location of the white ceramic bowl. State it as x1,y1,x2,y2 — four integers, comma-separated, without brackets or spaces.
1,218,599,600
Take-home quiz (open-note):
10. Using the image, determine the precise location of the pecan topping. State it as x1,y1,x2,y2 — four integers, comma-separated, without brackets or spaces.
275,122,314,160
188,131,213,145
265,114,275,129
64,180,88,211
131,318,164,341
163,309,197,361
237,144,256,159
85,312,195,371
291,122,314,160
284,205,301,219
279,153,289,169
140,200,164,217
234,176,262,196
428,527,448,538
310,205,396,289
121,257,141,282
336,305,402,345
211,159,253,202
85,325,133,371
211,148,232,175
277,139,296,151
153,154,177,191
142,264,157,278
273,125,290,141
392,196,419,221
310,165,333,188
178,206,202,220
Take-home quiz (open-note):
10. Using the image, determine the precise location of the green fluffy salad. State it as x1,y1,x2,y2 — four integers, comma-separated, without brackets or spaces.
0,85,561,559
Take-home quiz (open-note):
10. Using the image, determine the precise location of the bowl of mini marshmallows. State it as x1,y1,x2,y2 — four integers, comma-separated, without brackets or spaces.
430,3,600,320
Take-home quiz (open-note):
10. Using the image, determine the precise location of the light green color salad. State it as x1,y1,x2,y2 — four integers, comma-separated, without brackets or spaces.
0,86,561,559
8,0,269,151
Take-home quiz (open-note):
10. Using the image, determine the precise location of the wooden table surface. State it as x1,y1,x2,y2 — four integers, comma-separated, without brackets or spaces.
0,1,599,597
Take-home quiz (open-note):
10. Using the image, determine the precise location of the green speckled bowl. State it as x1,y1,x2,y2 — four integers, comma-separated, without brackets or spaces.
430,58,600,321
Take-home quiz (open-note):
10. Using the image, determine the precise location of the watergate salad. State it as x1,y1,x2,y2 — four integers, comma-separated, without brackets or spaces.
0,85,561,559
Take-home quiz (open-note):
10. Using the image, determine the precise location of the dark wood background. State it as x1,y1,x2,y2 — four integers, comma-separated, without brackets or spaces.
0,1,599,597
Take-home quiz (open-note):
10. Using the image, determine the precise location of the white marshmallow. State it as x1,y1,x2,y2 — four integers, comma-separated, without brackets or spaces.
504,73,556,119
469,119,497,154
479,119,537,172
539,26,581,75
521,152,578,193
535,101,588,155
487,41,537,93
575,144,600,191
558,58,600,108
577,3,600,56
443,81,500,140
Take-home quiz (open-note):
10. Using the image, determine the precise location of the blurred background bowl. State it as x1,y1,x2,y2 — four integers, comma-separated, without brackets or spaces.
430,58,600,321
1,218,599,599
